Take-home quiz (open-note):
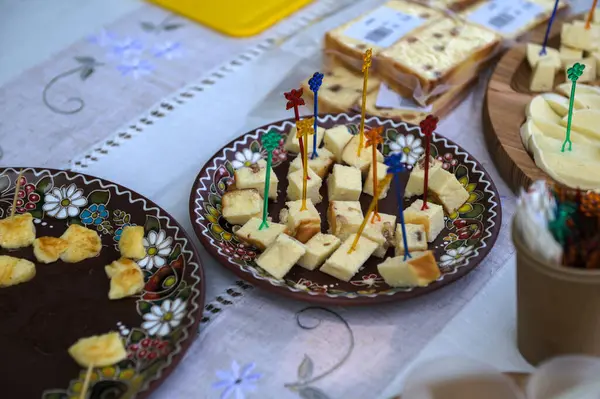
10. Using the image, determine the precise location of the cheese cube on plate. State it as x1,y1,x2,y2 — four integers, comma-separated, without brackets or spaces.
284,126,326,153
119,225,146,260
222,189,263,226
289,147,335,178
395,223,428,255
563,58,596,83
526,43,560,69
104,258,144,300
297,233,341,270
323,125,353,161
561,21,599,52
363,162,391,199
0,255,35,287
327,164,362,201
234,160,278,199
0,213,36,249
530,58,557,92
278,199,321,243
328,200,364,241
341,134,384,175
235,217,288,251
60,225,102,263
256,234,306,279
403,200,445,243
363,213,396,258
33,237,68,264
378,250,440,287
320,234,378,282
287,168,323,204
428,169,469,213
405,158,444,197
559,46,583,68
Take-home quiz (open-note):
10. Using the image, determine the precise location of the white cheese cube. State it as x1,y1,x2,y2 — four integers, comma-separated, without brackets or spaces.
327,164,362,201
363,162,391,199
395,223,428,256
428,169,469,213
278,199,321,243
297,233,341,270
403,200,445,243
234,217,288,251
526,43,561,69
0,256,36,287
323,125,353,161
378,250,440,287
405,158,444,197
564,58,596,83
530,58,557,92
320,234,378,282
561,21,600,52
363,213,396,258
559,46,583,68
222,189,263,225
289,147,335,178
327,200,364,241
234,159,279,199
0,213,36,249
284,126,326,154
341,134,384,175
287,167,323,204
256,234,306,279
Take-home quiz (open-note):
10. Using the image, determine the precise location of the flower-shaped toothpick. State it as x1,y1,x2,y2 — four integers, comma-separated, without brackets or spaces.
385,153,411,260
259,129,282,230
296,117,315,210
365,126,384,222
308,72,324,159
284,88,305,121
562,63,585,152
419,114,439,210
357,48,373,157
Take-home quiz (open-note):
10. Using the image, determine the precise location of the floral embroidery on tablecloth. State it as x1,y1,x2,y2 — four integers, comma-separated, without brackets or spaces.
213,361,262,399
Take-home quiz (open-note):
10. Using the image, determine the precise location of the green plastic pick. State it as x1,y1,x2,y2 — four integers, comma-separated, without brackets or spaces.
562,63,585,152
259,129,281,230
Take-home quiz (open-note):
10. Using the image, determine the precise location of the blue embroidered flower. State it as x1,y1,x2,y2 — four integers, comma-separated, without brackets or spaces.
153,41,184,60
110,38,144,58
213,361,261,399
87,29,118,47
117,59,154,79
114,223,132,242
80,204,109,225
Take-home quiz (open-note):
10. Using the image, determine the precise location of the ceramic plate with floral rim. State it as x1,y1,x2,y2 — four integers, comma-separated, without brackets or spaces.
0,168,205,399
190,113,501,305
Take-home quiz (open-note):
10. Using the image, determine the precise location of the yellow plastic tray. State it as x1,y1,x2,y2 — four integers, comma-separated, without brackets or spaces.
148,0,315,37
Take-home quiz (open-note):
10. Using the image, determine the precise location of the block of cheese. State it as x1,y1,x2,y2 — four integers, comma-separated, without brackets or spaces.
378,250,440,287
234,159,278,200
104,258,144,300
526,43,560,69
289,147,335,178
404,199,445,243
428,169,470,213
561,21,599,52
0,256,35,287
278,199,321,244
68,332,127,368
287,167,323,204
363,162,391,199
363,213,397,258
60,225,102,263
255,234,306,279
0,213,36,249
222,189,263,226
556,82,600,98
328,200,364,241
234,217,288,251
118,225,146,260
284,126,326,154
559,46,583,68
342,134,384,175
328,164,362,201
530,58,557,92
320,234,378,282
297,233,341,270
563,58,596,84
395,223,428,255
592,52,600,76
378,17,501,97
560,109,600,140
323,125,353,161
405,157,444,197
324,1,442,72
33,237,68,264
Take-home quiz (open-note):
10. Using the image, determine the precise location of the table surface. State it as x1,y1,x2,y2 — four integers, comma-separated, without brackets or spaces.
0,0,590,397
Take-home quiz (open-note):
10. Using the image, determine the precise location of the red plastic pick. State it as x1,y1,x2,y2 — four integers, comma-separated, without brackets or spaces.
284,88,305,121
419,115,439,210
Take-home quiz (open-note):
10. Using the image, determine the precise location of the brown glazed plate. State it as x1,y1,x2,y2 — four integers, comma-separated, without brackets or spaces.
190,113,501,305
0,168,205,399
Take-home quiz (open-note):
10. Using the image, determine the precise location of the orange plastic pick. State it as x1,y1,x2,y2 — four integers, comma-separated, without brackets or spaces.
365,127,384,222
586,0,598,29
357,48,372,157
296,117,315,211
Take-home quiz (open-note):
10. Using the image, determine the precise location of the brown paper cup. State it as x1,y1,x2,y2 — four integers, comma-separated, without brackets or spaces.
513,222,600,365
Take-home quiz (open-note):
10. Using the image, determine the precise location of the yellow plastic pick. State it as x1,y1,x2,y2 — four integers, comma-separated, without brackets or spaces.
348,174,392,254
296,117,315,211
365,127,383,222
357,48,372,157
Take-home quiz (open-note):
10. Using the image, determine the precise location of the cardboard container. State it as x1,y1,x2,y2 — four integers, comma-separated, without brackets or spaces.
513,222,600,365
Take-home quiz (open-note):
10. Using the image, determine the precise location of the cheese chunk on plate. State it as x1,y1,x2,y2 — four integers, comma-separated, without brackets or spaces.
297,233,341,271
33,236,68,264
255,234,306,279
320,234,378,282
0,213,36,249
0,255,35,287
60,224,102,263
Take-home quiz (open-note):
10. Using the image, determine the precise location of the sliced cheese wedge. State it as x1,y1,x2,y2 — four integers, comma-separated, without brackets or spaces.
526,43,561,69
560,109,600,140
541,93,571,116
526,95,561,123
529,118,591,145
556,82,600,97
572,93,600,109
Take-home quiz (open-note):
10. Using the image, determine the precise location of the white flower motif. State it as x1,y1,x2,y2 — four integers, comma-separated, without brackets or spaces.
439,245,474,267
42,184,87,219
141,298,187,336
138,230,173,270
231,149,261,169
213,361,261,399
153,41,184,60
389,134,425,165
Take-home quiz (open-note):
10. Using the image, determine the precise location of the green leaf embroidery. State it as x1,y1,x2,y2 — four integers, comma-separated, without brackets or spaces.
298,355,314,381
36,175,53,194
454,164,469,180
466,238,479,247
69,217,83,226
178,286,192,301
129,328,146,343
461,203,485,219
137,301,152,315
88,189,110,205
140,22,156,31
0,175,9,193
167,243,181,264
163,23,183,30
144,215,161,234
445,240,465,251
250,141,261,154
225,161,235,177
74,56,96,65
80,67,94,80
208,193,221,209
298,386,331,399
385,128,398,142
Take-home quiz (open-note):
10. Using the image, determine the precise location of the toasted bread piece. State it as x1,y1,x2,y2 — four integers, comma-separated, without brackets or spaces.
0,256,36,287
60,224,102,263
118,226,145,260
105,258,144,300
68,332,127,367
0,213,36,249
33,237,68,263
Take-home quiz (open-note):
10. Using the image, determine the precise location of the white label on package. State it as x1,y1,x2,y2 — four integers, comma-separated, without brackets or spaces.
343,6,426,48
375,84,433,112
466,0,545,37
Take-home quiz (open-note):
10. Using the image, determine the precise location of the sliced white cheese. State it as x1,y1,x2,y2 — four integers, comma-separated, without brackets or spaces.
525,95,561,123
556,82,600,98
541,92,570,116
560,109,600,140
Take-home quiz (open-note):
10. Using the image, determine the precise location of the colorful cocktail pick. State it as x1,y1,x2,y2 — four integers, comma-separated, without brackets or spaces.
284,88,307,166
357,48,373,157
586,0,598,29
540,0,560,55
365,126,384,222
296,117,315,211
385,153,411,260
562,63,585,152
10,169,24,218
419,115,439,210
308,72,323,159
259,130,282,230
